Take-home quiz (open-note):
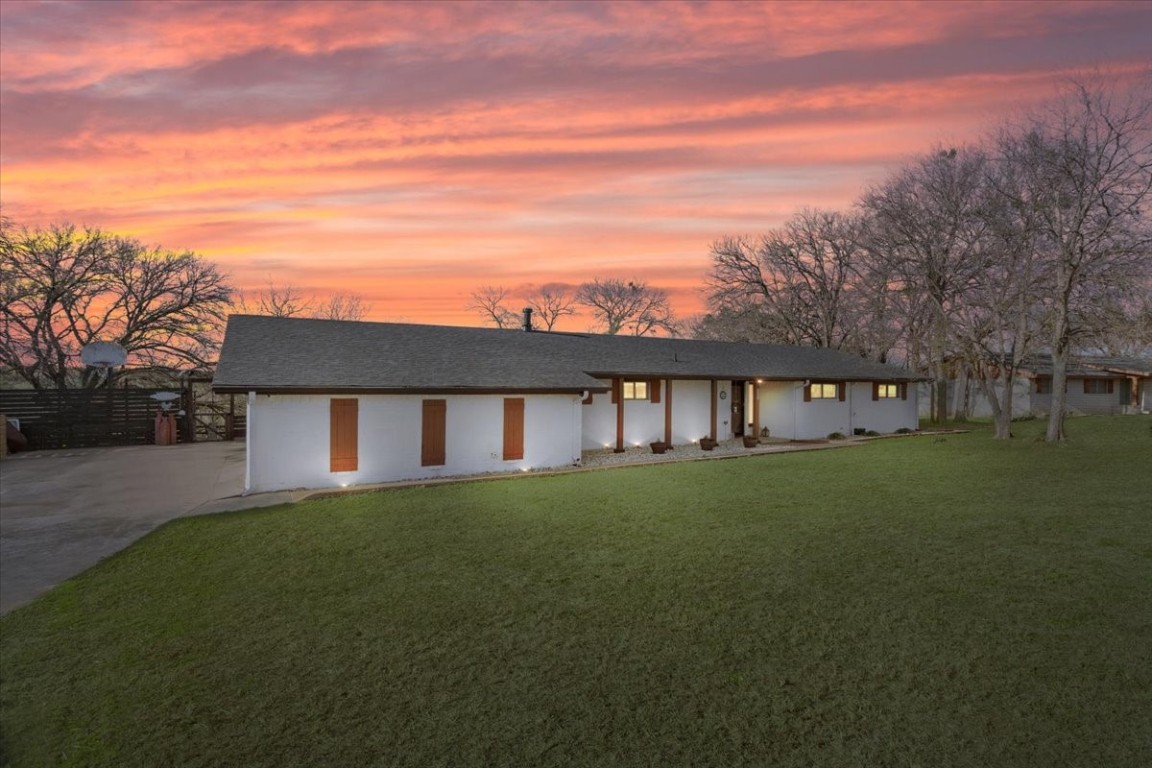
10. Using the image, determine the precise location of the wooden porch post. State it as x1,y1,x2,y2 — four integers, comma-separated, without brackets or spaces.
614,377,625,453
709,380,717,441
752,382,760,437
664,378,673,447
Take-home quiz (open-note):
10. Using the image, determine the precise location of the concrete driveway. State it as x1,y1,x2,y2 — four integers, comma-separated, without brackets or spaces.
1,441,258,614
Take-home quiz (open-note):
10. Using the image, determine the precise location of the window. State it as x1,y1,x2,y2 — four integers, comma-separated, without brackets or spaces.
1035,377,1052,394
503,398,524,461
1083,379,1113,395
330,399,358,472
622,381,649,400
874,383,899,400
808,383,838,399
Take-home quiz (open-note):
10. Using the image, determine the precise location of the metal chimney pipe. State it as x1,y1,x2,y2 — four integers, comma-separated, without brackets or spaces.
521,307,533,332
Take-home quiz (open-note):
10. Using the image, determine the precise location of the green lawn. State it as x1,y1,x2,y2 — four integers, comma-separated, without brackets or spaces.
2,416,1151,767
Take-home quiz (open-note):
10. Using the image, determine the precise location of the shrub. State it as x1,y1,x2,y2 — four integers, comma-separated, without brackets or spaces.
853,428,867,436
865,430,881,437
895,427,914,434
827,432,846,440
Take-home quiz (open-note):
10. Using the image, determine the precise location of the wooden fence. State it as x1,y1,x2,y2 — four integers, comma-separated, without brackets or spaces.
0,388,188,450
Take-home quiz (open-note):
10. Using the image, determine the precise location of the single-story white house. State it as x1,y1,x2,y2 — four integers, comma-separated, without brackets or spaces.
923,354,1152,420
1023,355,1152,415
213,313,924,493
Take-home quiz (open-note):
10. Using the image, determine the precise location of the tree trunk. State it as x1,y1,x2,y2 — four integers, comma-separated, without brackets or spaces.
953,367,970,422
1046,338,1069,442
994,374,1015,439
932,374,948,424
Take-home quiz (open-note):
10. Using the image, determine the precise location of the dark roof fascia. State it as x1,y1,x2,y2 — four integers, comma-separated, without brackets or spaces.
584,371,928,382
211,385,609,396
1082,364,1152,377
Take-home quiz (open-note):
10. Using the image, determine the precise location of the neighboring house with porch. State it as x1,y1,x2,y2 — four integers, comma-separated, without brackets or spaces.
917,354,1152,420
1022,355,1152,415
213,313,922,493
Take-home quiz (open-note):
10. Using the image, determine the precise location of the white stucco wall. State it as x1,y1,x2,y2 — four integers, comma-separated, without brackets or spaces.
757,381,800,438
581,379,729,449
795,388,852,438
847,382,919,434
668,380,716,444
1030,376,1129,415
579,378,919,447
758,381,918,439
246,393,582,493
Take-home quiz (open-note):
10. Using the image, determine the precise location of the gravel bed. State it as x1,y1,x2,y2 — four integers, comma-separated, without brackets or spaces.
579,438,818,469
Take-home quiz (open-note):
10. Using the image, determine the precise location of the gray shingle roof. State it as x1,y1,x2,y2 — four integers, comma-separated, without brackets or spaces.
1019,354,1152,377
213,315,923,393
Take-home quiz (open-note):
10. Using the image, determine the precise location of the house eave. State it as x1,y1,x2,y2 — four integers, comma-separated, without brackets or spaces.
211,384,608,396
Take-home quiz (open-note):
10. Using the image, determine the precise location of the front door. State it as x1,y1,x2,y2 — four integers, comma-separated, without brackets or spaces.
731,381,744,436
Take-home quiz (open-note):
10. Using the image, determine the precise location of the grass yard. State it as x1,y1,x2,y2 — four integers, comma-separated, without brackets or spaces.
2,416,1151,767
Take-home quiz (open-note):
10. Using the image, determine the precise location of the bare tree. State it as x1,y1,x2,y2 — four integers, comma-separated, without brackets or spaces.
860,146,992,424
314,293,371,321
466,285,518,329
234,283,371,321
1082,285,1152,356
1000,76,1152,441
706,209,881,354
525,285,577,331
0,220,233,389
688,307,784,343
576,278,677,336
947,150,1047,438
235,282,314,318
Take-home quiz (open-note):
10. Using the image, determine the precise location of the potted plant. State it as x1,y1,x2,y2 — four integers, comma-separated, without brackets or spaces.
742,434,760,448
649,440,668,454
699,436,717,451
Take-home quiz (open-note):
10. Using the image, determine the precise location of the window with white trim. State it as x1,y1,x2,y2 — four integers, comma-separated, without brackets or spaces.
622,381,649,400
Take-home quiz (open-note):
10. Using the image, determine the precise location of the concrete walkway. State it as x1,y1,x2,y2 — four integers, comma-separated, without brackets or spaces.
0,441,304,615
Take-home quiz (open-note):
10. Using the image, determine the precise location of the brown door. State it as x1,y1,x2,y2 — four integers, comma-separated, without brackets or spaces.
731,381,744,436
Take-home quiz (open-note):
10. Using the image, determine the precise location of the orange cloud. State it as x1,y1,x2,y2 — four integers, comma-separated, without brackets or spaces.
2,1,1148,329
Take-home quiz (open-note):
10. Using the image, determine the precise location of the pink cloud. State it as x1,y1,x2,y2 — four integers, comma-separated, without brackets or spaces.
2,0,1149,328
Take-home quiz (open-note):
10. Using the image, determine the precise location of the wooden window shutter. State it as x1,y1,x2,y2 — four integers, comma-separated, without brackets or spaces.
901,382,908,401
803,384,812,402
1082,379,1090,394
1107,379,1114,394
872,382,879,401
330,398,358,472
838,383,846,402
503,398,524,460
422,399,446,466
650,379,661,404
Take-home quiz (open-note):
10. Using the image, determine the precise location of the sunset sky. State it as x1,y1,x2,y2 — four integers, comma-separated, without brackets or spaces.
2,0,1149,328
